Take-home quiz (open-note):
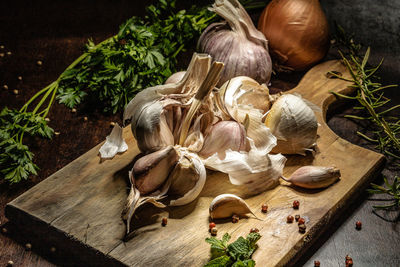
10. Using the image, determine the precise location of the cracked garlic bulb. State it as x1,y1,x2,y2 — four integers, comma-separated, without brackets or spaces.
265,94,318,155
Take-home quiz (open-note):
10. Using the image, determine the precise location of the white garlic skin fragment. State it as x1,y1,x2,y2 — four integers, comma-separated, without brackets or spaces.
265,94,318,155
165,71,186,84
98,123,128,159
132,146,178,195
209,193,256,219
199,120,247,159
283,166,341,189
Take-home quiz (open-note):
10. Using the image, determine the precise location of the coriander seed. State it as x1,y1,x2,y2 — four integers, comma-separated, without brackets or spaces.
298,224,306,233
7,260,14,266
45,117,50,122
0,45,4,49
37,60,42,66
286,215,294,223
2,227,8,234
292,200,300,209
232,214,239,223
110,122,116,127
13,89,18,95
50,247,56,253
17,76,22,81
25,243,32,250
84,116,88,121
7,51,12,55
211,227,218,236
3,84,8,90
0,53,4,57
71,108,77,113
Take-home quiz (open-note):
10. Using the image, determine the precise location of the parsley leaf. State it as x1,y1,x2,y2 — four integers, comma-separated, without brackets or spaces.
204,232,261,267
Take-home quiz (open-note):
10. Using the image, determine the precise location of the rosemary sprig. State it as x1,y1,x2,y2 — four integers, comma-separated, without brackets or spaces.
330,25,400,211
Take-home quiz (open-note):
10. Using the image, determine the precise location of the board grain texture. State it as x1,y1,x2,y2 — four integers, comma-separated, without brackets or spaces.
5,60,385,267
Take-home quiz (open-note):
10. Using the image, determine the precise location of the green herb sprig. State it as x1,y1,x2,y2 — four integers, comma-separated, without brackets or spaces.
330,25,400,211
204,232,261,267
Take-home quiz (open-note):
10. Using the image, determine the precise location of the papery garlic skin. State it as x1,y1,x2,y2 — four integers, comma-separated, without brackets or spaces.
199,120,247,159
283,166,340,189
165,71,186,84
197,0,272,86
265,94,318,155
99,123,128,159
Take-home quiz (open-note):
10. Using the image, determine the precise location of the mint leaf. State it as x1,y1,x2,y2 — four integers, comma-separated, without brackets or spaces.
228,237,251,261
204,255,232,267
246,232,261,251
232,260,255,267
205,234,229,259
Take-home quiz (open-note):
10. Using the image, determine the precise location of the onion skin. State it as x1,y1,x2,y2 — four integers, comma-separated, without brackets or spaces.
258,0,330,71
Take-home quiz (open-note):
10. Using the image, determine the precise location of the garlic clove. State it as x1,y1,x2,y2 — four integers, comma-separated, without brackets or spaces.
165,71,186,84
199,120,247,159
204,137,286,194
99,123,128,159
168,151,206,206
265,94,318,155
209,193,257,219
133,146,178,195
282,166,341,189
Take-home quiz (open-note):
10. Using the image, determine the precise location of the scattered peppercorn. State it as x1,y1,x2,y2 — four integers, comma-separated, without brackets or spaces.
295,215,300,222
250,228,259,233
7,260,14,266
25,243,32,251
355,221,362,230
293,200,300,209
13,89,18,95
232,214,239,223
346,259,353,267
211,227,218,236
17,76,22,81
3,84,8,90
37,60,43,66
209,222,216,230
345,255,352,261
298,217,305,225
84,116,88,121
261,204,268,213
161,217,168,226
287,215,294,223
314,260,320,267
298,224,306,234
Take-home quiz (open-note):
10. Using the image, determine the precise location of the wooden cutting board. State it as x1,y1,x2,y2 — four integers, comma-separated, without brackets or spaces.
5,60,384,267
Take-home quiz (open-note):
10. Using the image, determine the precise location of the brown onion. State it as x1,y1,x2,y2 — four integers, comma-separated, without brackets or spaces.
258,0,330,71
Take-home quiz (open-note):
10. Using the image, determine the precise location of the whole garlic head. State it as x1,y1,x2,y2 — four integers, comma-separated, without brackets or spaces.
265,94,318,155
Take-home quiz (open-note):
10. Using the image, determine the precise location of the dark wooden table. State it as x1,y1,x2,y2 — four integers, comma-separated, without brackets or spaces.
1,1,399,266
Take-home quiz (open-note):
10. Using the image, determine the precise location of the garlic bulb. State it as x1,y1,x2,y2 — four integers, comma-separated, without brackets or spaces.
265,94,318,155
209,194,257,219
197,0,272,86
282,166,340,189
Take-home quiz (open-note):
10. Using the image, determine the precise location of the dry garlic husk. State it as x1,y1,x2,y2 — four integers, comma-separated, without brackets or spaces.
209,194,257,219
282,166,340,189
265,94,318,155
197,0,272,86
98,123,128,159
218,76,276,151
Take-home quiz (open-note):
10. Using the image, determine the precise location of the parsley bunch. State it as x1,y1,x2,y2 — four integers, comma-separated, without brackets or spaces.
204,232,261,267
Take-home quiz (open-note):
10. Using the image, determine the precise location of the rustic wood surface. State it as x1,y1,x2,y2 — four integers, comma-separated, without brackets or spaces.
4,60,386,267
1,1,399,267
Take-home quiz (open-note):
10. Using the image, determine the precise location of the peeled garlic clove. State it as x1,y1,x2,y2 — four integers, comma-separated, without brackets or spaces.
133,146,178,195
168,152,206,206
165,71,186,84
209,193,257,219
282,166,340,189
199,120,247,159
265,94,318,155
